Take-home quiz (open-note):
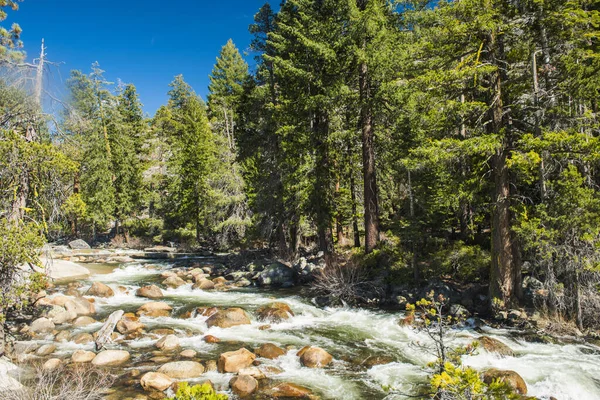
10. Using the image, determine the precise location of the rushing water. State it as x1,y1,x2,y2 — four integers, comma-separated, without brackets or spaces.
45,260,600,399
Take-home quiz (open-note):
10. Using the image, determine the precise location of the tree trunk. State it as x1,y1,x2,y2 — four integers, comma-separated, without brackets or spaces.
490,148,522,309
313,110,334,257
9,166,28,224
350,175,361,248
335,180,345,245
408,170,419,283
566,269,583,330
360,59,379,254
488,32,522,310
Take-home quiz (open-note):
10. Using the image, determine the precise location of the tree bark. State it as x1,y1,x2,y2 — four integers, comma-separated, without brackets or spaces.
488,32,522,310
350,174,361,248
360,60,380,254
314,110,334,257
357,0,380,254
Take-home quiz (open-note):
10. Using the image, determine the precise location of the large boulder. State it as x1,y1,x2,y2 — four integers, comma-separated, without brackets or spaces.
297,346,332,368
140,372,173,392
266,383,317,398
482,369,527,394
476,336,515,357
158,361,204,379
72,350,96,363
256,302,294,322
92,350,130,366
136,285,163,299
42,258,91,281
230,374,258,398
206,308,251,328
136,302,172,317
156,334,180,351
87,282,114,298
255,343,286,359
218,348,256,373
30,317,55,334
0,359,23,391
68,239,91,250
193,279,215,290
257,262,295,287
51,309,77,325
162,275,187,288
65,297,95,316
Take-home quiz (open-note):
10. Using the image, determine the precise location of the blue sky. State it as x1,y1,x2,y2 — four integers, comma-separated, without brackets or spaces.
9,0,274,115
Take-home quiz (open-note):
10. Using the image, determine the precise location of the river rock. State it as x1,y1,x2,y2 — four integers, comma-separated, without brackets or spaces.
255,343,286,359
230,374,258,398
36,344,57,356
193,279,215,290
14,341,38,354
72,316,97,327
218,348,256,373
204,335,220,343
51,295,72,307
238,366,266,380
136,285,164,299
162,275,187,288
72,332,94,344
65,297,95,316
158,361,204,379
136,302,172,317
52,309,78,324
206,308,251,328
482,368,527,394
266,382,316,398
151,328,176,336
117,315,145,334
42,358,62,371
205,360,218,372
180,349,197,358
140,372,173,392
92,350,130,366
256,302,294,322
87,282,114,298
213,276,227,285
257,262,295,287
476,336,515,357
54,330,71,342
298,346,332,368
30,317,55,333
44,304,66,319
156,334,180,351
72,350,96,363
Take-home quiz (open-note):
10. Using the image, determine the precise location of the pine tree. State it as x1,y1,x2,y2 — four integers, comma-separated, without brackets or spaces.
112,84,147,234
207,41,251,248
156,75,215,243
208,39,248,149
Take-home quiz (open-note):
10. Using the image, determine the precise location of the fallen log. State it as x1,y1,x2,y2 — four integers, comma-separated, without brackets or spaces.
95,310,124,350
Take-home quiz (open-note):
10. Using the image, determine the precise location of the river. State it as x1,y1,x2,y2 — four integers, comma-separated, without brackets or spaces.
43,259,600,399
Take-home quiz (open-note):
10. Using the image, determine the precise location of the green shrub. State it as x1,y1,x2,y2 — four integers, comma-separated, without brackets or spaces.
431,241,490,282
122,217,164,238
164,382,228,400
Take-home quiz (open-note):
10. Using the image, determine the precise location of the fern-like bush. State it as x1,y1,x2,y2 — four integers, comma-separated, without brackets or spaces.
164,382,228,400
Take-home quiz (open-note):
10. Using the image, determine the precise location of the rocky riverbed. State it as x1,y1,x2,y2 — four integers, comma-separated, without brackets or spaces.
3,255,600,399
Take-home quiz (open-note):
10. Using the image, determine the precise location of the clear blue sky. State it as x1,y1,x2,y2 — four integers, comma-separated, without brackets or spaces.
10,0,273,115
